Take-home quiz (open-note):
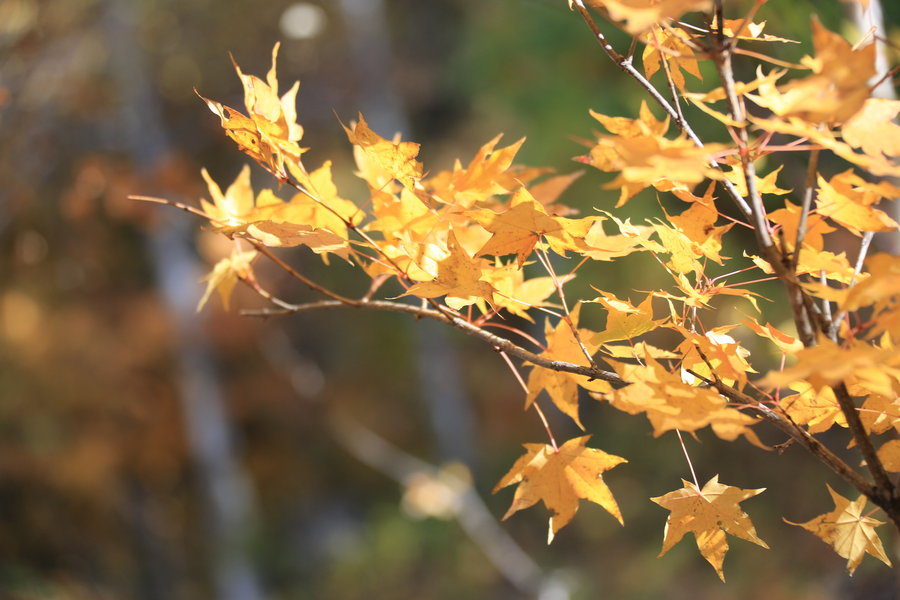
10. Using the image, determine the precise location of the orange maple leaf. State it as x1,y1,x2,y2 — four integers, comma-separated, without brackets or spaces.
343,113,423,192
199,44,306,180
245,221,351,260
493,435,626,542
747,19,875,123
652,476,768,581
404,230,496,307
592,292,661,344
526,305,606,428
584,0,712,35
472,190,563,267
786,485,891,575
584,120,725,205
816,171,900,236
842,98,900,158
427,135,529,208
642,25,701,92
197,249,257,312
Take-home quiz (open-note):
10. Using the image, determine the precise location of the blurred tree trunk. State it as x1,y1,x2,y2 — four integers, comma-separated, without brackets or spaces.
847,0,899,256
102,1,263,598
337,0,477,467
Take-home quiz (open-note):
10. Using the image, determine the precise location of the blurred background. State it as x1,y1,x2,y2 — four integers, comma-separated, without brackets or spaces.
1,0,899,598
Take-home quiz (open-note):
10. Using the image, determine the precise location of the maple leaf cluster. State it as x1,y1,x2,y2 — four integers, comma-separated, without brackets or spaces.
143,0,900,583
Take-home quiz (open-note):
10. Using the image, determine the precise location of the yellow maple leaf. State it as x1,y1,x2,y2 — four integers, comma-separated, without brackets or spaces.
199,44,306,180
586,131,725,206
585,0,712,35
768,200,834,253
742,318,803,355
876,440,900,472
761,338,900,393
404,230,496,307
747,19,875,123
579,215,651,261
592,292,661,344
427,135,527,208
478,260,567,322
817,171,900,236
343,113,423,192
652,476,768,581
667,184,733,264
197,249,257,312
605,356,762,442
842,98,900,158
752,116,900,178
493,435,626,542
200,165,258,227
843,253,900,312
715,18,797,43
590,100,669,138
471,190,562,267
526,305,606,428
642,25,701,92
786,485,891,575
245,221,351,260
779,381,845,434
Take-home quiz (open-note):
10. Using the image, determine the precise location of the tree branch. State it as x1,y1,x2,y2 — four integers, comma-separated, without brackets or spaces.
241,298,625,386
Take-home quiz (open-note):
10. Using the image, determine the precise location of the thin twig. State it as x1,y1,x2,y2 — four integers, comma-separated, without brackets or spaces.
571,0,753,219
831,232,875,336
675,430,700,488
685,369,876,499
499,350,558,452
241,298,625,386
791,148,821,271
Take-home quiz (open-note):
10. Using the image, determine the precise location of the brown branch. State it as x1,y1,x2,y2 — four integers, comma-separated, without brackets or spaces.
832,382,895,502
687,369,876,499
571,0,753,220
791,149,821,271
242,298,625,386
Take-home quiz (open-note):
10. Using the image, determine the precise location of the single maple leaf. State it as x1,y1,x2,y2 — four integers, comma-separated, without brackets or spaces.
768,200,834,253
427,135,527,208
742,318,803,355
586,130,725,206
652,476,768,581
779,381,845,434
667,183,733,264
245,221,351,261
578,216,650,261
343,113,423,192
197,249,257,311
843,253,900,313
472,190,563,267
642,25,701,93
715,18,797,43
493,435,626,542
817,171,900,236
761,338,900,393
786,485,891,575
590,100,669,138
752,116,900,178
592,292,661,344
526,305,606,428
199,44,306,180
876,440,900,472
585,0,712,35
404,230,496,307
842,98,900,158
